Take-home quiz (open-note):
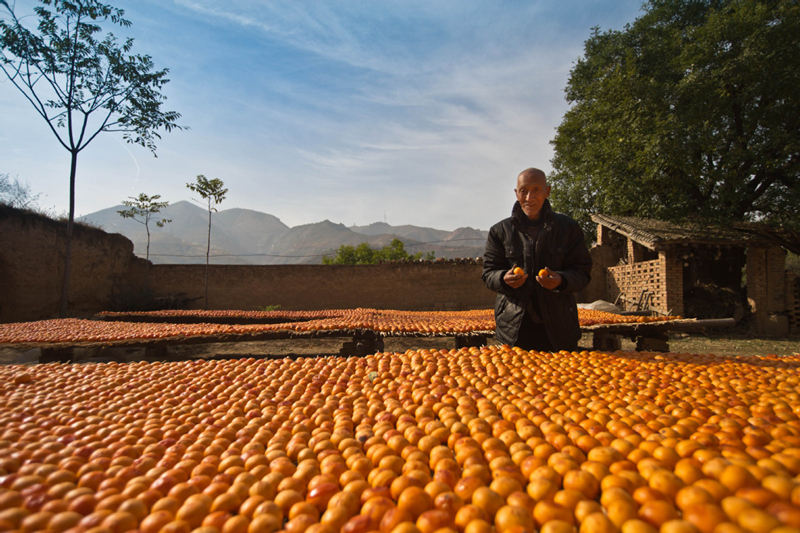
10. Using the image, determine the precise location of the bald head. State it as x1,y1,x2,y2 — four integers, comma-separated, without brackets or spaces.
515,168,551,220
517,168,547,186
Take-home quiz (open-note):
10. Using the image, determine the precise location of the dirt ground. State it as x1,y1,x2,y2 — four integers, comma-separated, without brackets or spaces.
1,330,798,365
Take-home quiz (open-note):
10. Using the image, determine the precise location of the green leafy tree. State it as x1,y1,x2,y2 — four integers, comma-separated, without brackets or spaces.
187,175,227,309
323,238,434,264
1,0,184,317
117,193,170,262
549,0,800,243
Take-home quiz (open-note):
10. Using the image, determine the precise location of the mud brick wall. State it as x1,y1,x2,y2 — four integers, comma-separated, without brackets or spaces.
0,206,148,322
0,206,495,321
146,263,495,312
585,245,620,303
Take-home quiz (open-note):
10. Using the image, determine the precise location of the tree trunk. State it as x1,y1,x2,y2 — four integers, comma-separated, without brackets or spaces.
145,222,151,287
145,223,151,262
205,204,211,310
59,150,79,318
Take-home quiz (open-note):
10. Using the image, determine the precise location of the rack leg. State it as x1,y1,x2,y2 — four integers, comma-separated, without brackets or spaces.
455,336,487,349
636,333,670,352
39,347,74,364
592,332,621,351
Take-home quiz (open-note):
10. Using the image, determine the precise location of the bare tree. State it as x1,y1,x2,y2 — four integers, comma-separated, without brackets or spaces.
186,175,227,310
117,192,171,262
0,174,41,209
1,0,184,316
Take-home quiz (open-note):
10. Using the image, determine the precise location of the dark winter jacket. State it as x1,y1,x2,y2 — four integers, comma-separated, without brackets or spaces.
482,199,592,351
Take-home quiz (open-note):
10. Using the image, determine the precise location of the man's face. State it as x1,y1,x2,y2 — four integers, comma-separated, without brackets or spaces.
515,172,551,220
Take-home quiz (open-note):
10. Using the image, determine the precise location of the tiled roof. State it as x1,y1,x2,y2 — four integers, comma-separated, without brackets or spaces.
591,214,779,249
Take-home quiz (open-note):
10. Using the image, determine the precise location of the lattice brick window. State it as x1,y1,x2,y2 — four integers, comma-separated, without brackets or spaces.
607,258,666,312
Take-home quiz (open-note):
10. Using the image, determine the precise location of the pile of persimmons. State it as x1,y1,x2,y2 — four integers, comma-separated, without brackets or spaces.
98,310,677,329
0,310,679,344
1,346,799,533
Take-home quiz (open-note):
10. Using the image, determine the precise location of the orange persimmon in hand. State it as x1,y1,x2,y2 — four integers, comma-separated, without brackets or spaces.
537,267,562,290
504,266,527,289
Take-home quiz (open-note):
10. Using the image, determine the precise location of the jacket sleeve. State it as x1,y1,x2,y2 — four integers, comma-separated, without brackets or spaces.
553,219,592,294
482,224,516,297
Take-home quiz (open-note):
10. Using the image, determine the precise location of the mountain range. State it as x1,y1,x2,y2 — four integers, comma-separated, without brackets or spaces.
79,201,489,265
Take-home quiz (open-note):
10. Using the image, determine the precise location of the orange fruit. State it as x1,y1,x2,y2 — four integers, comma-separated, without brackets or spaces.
579,512,616,533
533,500,573,527
675,486,715,512
620,519,657,533
494,505,535,533
526,477,559,502
574,500,603,524
638,500,679,528
735,508,781,533
471,488,504,521
718,466,757,494
659,519,701,533
540,520,577,533
563,470,600,499
415,509,454,533
463,519,493,533
380,508,413,533
398,487,434,519
605,498,638,528
681,503,727,533
455,504,487,530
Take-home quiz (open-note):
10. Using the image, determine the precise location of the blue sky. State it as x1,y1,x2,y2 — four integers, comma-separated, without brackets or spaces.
1,0,644,231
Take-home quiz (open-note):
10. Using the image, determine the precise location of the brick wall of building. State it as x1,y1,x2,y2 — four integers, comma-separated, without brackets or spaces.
627,239,647,264
661,249,685,317
747,246,789,335
787,271,800,334
766,246,787,314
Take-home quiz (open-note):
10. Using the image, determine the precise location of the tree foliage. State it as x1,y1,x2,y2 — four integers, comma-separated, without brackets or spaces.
549,0,800,242
117,193,170,262
323,238,434,265
1,0,183,316
187,175,227,309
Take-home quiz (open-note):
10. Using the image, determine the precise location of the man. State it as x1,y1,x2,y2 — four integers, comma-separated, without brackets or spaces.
482,168,592,351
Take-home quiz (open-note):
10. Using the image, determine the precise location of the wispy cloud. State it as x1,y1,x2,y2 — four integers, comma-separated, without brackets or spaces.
0,0,644,230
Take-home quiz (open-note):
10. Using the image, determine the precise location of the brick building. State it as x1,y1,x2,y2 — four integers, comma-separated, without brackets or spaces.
589,214,799,336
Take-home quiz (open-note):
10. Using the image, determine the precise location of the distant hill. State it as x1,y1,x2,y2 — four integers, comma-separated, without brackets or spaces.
79,201,488,264
350,222,450,243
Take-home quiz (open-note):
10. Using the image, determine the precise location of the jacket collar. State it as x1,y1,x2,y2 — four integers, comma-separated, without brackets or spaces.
511,199,552,230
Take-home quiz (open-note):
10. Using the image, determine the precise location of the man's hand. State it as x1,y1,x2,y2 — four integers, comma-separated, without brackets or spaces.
503,267,527,289
537,267,562,290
